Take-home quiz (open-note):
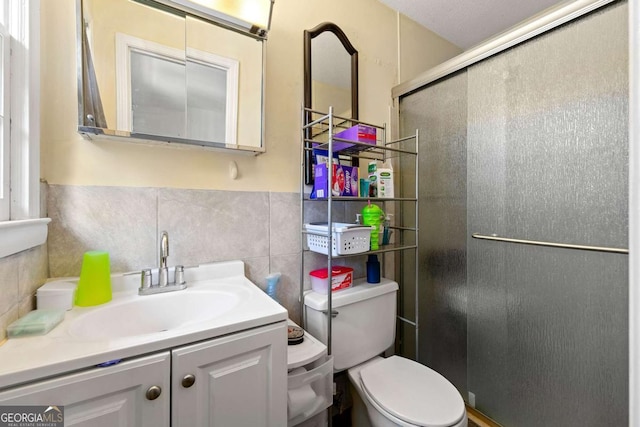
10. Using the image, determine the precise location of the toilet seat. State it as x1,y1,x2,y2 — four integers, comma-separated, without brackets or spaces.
359,356,465,427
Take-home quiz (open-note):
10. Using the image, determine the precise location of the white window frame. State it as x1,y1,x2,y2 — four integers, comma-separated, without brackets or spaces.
186,46,239,146
0,3,10,219
0,0,50,259
115,33,239,145
115,33,186,133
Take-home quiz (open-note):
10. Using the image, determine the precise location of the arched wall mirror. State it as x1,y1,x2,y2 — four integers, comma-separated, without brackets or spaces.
303,22,358,185
77,0,272,153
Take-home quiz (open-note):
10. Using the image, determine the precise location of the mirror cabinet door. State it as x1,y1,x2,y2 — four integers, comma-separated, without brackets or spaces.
78,0,265,151
185,15,263,149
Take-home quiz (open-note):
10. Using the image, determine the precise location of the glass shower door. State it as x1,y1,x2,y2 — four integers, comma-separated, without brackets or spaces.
399,2,629,425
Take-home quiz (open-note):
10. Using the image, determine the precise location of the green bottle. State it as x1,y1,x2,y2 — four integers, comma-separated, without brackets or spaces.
362,202,384,250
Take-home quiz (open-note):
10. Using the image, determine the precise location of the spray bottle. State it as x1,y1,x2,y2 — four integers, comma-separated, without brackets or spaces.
265,273,281,301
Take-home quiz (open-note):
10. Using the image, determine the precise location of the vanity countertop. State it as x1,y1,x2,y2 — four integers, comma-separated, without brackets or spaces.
0,261,288,390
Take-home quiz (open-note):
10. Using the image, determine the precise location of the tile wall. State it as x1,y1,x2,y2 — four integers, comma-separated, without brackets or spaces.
45,185,369,325
0,183,377,339
0,245,49,341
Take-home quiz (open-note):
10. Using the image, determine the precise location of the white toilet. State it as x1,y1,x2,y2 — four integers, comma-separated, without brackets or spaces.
304,278,467,427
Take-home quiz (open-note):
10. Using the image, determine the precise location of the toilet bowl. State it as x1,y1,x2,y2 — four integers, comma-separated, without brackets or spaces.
348,356,467,427
303,278,466,427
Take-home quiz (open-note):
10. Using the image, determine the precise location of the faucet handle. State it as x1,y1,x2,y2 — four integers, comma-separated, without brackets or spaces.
140,269,152,289
175,265,185,285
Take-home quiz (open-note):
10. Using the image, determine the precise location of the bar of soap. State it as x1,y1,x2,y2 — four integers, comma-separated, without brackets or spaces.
7,309,65,338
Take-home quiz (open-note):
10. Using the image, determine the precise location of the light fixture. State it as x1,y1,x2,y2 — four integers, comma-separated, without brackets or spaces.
153,0,274,39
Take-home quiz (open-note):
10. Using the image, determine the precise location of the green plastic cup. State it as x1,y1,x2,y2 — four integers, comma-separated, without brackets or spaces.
75,251,112,307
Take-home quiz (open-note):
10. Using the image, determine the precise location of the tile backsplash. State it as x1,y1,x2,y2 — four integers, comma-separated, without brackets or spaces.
47,185,306,321
0,184,372,338
0,245,49,341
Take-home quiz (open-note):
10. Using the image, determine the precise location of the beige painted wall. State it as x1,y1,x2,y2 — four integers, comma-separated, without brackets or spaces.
40,0,460,192
312,80,351,117
398,14,464,83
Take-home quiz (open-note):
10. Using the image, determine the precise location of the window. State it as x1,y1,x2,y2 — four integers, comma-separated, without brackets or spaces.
115,33,239,145
0,0,49,259
0,3,9,220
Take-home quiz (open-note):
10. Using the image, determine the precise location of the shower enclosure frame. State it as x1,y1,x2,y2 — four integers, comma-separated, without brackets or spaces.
629,0,640,424
393,0,633,423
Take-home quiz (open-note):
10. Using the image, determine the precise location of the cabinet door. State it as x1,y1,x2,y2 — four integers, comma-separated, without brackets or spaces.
0,352,170,427
172,322,287,427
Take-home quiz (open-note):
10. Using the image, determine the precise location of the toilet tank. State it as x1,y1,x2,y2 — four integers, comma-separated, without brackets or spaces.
304,277,398,371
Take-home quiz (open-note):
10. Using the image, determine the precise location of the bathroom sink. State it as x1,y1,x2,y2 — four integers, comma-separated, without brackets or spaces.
68,289,242,339
0,261,289,391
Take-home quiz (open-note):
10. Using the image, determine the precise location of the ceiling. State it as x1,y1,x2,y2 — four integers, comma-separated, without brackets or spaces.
377,0,567,49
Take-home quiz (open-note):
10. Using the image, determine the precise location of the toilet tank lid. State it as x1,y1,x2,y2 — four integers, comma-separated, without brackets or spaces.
304,278,398,311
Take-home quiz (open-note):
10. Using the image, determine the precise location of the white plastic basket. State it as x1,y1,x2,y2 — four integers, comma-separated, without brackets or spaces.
304,223,372,256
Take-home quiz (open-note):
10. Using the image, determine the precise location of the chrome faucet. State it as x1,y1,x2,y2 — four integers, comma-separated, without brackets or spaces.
159,231,170,287
138,231,187,295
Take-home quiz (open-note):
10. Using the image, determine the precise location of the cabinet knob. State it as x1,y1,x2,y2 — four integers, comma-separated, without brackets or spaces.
182,374,196,388
146,385,162,400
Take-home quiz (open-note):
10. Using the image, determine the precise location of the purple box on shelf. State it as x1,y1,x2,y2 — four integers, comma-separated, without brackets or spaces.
313,163,359,198
331,124,377,152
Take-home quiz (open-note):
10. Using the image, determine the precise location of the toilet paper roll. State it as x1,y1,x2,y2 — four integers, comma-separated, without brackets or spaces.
288,367,318,419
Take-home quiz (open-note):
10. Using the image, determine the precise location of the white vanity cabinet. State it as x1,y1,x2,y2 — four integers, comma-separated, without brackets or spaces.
0,352,171,427
172,322,287,427
0,262,289,426
0,322,287,427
